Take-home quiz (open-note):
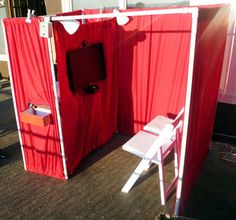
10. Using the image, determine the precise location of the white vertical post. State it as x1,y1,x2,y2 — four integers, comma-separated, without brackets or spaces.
119,0,127,10
1,19,27,170
174,8,199,215
174,145,178,177
47,34,68,180
61,0,73,13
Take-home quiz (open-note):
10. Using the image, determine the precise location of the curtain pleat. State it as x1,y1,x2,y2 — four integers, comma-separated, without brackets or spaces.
3,18,64,179
53,17,118,174
180,6,229,213
117,13,192,134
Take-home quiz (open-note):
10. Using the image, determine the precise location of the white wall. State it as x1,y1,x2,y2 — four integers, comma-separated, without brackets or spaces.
218,8,236,104
0,7,6,55
71,0,189,10
72,0,119,10
190,0,230,5
61,0,72,12
127,0,188,7
45,0,62,14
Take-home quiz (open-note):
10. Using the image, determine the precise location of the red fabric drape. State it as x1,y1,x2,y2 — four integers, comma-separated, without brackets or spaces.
53,18,118,174
3,18,64,179
117,13,192,134
180,6,229,213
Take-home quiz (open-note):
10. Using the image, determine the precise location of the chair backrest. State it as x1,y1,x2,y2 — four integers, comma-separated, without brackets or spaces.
145,123,175,161
171,107,184,128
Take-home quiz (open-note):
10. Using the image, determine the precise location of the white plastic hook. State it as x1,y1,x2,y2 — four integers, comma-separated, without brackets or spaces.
60,20,80,35
25,9,35,23
31,10,35,16
113,9,129,26
25,9,32,23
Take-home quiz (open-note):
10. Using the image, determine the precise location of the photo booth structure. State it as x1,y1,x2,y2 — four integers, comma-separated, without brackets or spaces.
2,4,229,214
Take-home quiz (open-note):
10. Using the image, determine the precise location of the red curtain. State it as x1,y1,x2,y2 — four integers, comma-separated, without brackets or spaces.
53,11,192,175
53,18,118,174
117,13,192,134
180,6,229,213
3,18,64,179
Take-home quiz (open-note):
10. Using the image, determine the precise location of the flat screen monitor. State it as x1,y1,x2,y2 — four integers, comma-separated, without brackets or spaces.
66,43,106,93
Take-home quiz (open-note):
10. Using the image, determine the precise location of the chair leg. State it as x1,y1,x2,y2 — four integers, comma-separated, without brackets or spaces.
157,147,166,205
121,159,151,193
174,144,178,177
164,140,179,203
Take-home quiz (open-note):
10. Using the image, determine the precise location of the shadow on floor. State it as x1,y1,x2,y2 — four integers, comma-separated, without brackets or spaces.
0,84,175,219
2,84,236,219
0,142,22,168
72,134,131,176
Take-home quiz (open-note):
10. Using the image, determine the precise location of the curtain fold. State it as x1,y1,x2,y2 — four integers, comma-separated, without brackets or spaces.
53,17,118,174
3,18,64,179
53,10,192,176
117,13,192,134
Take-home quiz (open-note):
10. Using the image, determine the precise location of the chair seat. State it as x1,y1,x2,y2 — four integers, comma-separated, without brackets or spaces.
122,131,173,162
144,115,174,134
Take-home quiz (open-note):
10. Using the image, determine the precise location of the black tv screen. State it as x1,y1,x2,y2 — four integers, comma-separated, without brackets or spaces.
66,43,106,93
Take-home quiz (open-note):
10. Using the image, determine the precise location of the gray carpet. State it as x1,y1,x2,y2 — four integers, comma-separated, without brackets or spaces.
2,81,235,220
184,142,236,220
0,81,175,220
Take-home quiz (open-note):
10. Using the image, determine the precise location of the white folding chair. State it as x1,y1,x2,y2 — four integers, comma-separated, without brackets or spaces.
121,116,183,205
144,107,184,135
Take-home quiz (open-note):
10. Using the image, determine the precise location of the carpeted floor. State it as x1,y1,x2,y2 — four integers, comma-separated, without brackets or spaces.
0,81,175,219
1,81,236,220
184,142,236,220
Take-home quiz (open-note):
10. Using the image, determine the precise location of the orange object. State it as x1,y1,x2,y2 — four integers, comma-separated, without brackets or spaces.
20,107,52,127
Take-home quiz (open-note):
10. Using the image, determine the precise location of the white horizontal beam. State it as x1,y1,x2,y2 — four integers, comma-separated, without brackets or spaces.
50,7,198,22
